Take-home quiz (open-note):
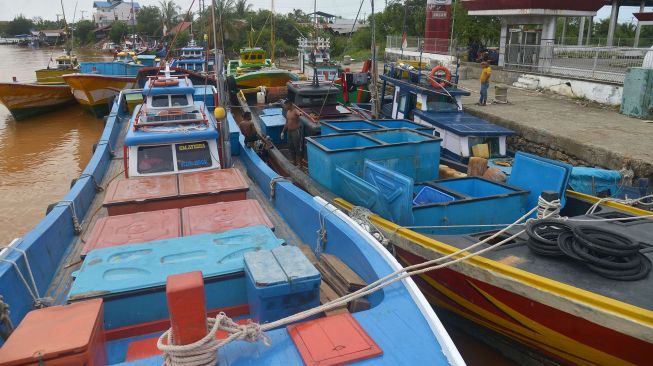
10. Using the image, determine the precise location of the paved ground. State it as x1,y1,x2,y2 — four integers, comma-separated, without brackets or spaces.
457,79,653,179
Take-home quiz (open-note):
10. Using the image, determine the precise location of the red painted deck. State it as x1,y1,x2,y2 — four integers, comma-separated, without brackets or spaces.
181,200,274,236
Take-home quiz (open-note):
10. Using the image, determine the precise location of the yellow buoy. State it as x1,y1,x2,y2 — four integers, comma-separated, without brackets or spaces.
213,106,226,120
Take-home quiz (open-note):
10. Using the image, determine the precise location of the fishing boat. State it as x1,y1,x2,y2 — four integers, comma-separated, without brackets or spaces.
227,47,299,89
113,50,140,64
170,38,211,73
235,73,653,365
63,61,143,118
0,51,77,120
0,66,465,366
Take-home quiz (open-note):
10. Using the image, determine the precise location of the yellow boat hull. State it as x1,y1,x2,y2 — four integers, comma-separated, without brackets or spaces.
63,73,137,118
34,68,76,84
0,83,74,120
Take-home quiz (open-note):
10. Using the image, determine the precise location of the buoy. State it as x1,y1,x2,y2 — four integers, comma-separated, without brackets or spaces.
428,66,451,89
214,107,226,120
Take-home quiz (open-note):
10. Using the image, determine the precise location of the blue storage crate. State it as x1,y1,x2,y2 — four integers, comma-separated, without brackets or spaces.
258,110,287,144
67,225,284,329
193,86,216,109
412,178,528,235
362,129,441,183
371,119,435,135
244,246,320,324
413,186,456,206
306,133,383,190
320,120,385,135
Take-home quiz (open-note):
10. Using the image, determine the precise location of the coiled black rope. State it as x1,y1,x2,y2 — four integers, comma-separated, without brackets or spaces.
526,221,652,281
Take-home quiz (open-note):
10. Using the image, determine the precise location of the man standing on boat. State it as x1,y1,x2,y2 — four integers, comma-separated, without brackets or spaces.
478,61,491,106
239,112,258,147
281,100,302,166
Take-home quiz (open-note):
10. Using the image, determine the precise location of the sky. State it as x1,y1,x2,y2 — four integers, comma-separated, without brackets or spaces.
0,0,651,23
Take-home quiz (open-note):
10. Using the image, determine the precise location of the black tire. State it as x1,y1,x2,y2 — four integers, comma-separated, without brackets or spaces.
92,143,98,154
45,203,57,216
70,178,77,189
103,115,109,126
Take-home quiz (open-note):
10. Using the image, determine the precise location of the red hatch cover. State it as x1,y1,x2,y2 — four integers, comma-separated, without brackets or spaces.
287,313,383,366
181,200,274,236
104,175,178,205
81,209,181,257
178,168,249,196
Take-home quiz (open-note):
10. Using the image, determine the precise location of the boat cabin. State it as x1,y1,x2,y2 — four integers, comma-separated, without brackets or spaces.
114,51,139,64
227,47,272,76
124,69,220,177
297,37,339,81
172,39,209,73
380,62,514,163
54,52,78,69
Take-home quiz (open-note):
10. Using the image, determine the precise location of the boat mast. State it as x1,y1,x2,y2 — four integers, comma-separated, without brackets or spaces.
370,0,379,118
270,0,275,63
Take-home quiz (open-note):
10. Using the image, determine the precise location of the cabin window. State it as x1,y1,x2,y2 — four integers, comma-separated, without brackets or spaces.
468,137,500,157
170,95,188,107
137,145,174,174
243,55,250,60
426,94,458,112
175,142,212,170
152,95,169,108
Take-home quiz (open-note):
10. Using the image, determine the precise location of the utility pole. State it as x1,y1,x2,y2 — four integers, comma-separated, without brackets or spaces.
80,10,87,20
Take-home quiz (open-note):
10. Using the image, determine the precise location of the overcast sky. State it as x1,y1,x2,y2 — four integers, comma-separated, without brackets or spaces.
0,0,650,23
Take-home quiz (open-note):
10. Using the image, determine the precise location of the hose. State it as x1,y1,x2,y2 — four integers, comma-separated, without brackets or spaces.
526,221,652,281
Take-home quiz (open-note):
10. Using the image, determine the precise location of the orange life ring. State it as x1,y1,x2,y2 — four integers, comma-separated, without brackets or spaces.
152,79,167,87
152,79,179,87
157,109,184,116
165,79,179,86
429,66,451,89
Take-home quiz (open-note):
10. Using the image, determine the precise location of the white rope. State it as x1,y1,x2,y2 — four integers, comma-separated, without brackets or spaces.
0,246,53,308
537,196,561,219
350,206,390,247
586,194,653,215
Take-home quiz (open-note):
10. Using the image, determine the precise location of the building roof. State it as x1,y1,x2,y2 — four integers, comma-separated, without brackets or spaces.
94,1,140,9
327,19,367,34
308,11,336,18
167,21,192,36
462,0,604,15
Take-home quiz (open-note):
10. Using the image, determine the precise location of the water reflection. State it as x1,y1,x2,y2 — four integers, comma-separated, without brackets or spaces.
0,46,107,244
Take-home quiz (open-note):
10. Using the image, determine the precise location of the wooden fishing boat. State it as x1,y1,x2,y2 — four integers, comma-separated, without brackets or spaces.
0,52,77,120
238,79,653,366
0,66,464,365
227,47,299,89
0,83,74,120
63,73,137,118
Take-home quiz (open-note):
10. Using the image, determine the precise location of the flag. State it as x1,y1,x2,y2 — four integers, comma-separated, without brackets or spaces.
401,32,408,50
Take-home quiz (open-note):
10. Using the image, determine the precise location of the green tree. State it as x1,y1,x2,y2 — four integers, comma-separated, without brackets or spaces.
109,21,129,44
174,30,190,48
452,1,500,46
234,0,252,18
74,20,95,45
137,5,163,36
159,0,181,33
6,15,34,36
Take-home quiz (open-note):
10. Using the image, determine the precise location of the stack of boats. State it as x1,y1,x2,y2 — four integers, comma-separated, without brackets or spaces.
0,65,465,365
236,61,653,365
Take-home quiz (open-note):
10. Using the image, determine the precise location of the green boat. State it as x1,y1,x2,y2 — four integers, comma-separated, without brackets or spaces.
226,47,298,89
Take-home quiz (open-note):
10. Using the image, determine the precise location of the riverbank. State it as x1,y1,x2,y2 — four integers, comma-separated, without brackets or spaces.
458,78,653,180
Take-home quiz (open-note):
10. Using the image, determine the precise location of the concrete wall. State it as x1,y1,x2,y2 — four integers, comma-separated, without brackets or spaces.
516,74,623,106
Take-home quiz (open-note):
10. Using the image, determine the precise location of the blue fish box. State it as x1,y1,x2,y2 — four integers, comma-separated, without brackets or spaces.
370,119,435,135
244,246,320,324
412,177,528,235
413,186,456,206
193,86,216,109
67,225,284,329
320,120,385,135
258,108,287,144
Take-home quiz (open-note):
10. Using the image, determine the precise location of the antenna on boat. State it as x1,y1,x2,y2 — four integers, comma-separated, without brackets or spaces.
370,0,380,118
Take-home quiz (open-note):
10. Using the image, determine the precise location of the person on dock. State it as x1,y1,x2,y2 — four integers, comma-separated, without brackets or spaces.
281,100,302,166
239,112,258,147
478,61,492,106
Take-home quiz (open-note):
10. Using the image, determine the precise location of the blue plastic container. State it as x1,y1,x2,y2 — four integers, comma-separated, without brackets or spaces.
320,120,385,135
306,130,441,190
306,133,383,190
413,186,456,206
67,225,284,329
258,108,287,144
412,178,528,235
362,129,441,183
244,245,320,324
371,119,435,135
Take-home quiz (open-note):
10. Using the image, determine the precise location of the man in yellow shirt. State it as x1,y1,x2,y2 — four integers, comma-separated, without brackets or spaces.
478,61,491,106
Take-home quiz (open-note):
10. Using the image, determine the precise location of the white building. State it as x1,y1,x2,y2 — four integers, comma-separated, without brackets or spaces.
93,0,140,28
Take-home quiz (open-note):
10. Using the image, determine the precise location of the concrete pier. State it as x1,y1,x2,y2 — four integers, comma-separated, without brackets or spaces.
458,78,653,179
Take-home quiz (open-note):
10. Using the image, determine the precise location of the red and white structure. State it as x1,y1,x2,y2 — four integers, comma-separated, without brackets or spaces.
424,0,453,54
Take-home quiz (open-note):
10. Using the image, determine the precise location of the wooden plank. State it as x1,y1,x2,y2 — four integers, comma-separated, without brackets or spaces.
320,282,349,316
320,254,366,292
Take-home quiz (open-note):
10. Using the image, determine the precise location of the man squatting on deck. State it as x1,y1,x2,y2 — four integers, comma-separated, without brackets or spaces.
239,112,259,147
478,61,491,106
281,100,302,166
